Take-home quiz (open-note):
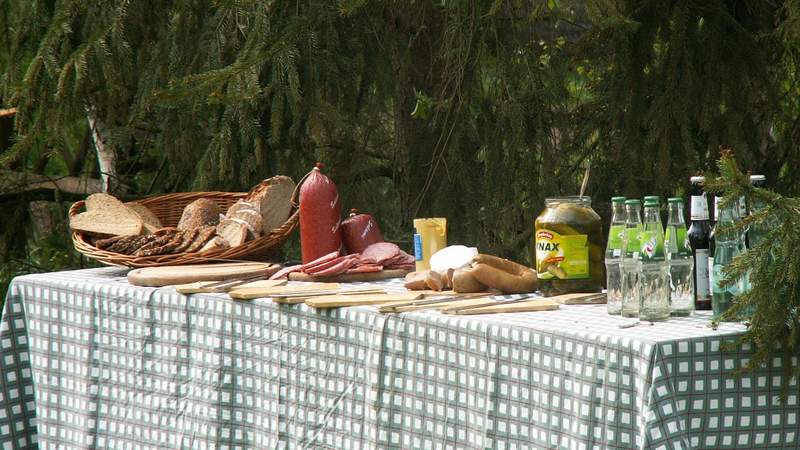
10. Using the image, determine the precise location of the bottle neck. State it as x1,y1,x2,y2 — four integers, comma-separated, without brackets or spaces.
717,203,735,224
643,206,660,224
667,205,685,225
715,202,738,242
625,207,642,225
611,203,626,225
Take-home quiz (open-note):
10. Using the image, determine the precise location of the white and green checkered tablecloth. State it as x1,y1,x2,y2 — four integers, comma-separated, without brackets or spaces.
1,267,798,449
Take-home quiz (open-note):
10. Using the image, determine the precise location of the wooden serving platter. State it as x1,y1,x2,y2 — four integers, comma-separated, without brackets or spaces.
288,269,411,283
450,299,560,315
175,279,286,294
128,262,280,287
228,283,341,301
305,292,423,309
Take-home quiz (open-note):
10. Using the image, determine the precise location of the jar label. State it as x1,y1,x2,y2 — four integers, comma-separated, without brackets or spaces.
535,229,590,280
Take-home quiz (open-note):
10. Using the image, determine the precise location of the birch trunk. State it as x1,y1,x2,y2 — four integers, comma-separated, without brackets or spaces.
86,110,115,193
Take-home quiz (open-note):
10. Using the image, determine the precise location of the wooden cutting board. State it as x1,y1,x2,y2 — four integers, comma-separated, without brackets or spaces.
552,292,607,305
175,279,287,294
229,283,341,301
451,299,560,315
128,262,280,287
305,292,423,309
288,269,411,283
437,297,503,313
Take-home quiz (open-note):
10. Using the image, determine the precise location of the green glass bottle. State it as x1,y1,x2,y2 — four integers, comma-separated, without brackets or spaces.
621,199,642,318
665,198,694,316
605,196,627,315
638,198,670,321
712,198,743,320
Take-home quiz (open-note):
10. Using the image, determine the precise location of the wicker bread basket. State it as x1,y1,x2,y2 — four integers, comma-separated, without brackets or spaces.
69,191,299,268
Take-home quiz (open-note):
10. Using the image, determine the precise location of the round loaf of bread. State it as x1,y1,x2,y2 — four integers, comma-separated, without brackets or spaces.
177,198,220,230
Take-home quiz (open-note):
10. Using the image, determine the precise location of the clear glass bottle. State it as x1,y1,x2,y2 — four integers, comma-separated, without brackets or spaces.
620,199,642,318
605,196,627,315
747,175,767,248
712,198,743,320
709,195,719,292
665,197,694,316
638,198,671,321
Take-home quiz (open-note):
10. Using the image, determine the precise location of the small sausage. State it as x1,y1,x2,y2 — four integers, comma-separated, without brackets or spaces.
471,262,538,294
452,268,487,293
405,271,429,290
473,254,532,276
425,271,446,291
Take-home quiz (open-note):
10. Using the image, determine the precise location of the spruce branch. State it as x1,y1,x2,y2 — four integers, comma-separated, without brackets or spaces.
705,149,800,399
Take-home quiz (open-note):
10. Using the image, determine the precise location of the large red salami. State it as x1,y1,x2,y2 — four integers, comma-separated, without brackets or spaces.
341,209,384,254
299,163,342,263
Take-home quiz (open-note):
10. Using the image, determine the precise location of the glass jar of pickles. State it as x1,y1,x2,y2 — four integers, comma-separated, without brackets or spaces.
534,196,605,296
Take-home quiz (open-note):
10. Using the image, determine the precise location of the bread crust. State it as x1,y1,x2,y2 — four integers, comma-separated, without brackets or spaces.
177,199,220,230
245,175,295,234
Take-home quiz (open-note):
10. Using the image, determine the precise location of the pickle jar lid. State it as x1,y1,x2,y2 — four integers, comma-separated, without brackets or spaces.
667,197,683,204
611,196,626,203
544,196,592,207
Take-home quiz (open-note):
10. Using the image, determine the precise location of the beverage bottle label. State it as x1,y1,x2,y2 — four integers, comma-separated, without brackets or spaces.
624,228,641,258
606,225,625,257
695,249,710,297
639,230,665,261
690,195,710,220
665,226,692,257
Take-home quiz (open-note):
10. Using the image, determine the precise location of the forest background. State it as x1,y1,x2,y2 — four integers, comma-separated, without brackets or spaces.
2,0,800,297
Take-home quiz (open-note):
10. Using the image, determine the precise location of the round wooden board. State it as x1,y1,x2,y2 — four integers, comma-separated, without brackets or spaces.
128,262,280,287
288,269,411,283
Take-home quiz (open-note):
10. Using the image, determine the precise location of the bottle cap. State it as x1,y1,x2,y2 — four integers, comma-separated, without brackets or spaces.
667,197,683,204
750,174,766,183
611,196,626,203
643,195,660,204
689,175,705,183
643,199,659,207
624,199,641,205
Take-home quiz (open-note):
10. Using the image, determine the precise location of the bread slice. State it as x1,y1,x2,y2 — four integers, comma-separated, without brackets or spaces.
225,200,259,217
185,226,218,253
125,202,163,234
245,176,295,234
71,193,143,236
85,193,124,211
216,219,248,247
177,198,220,230
199,236,230,253
230,208,262,238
